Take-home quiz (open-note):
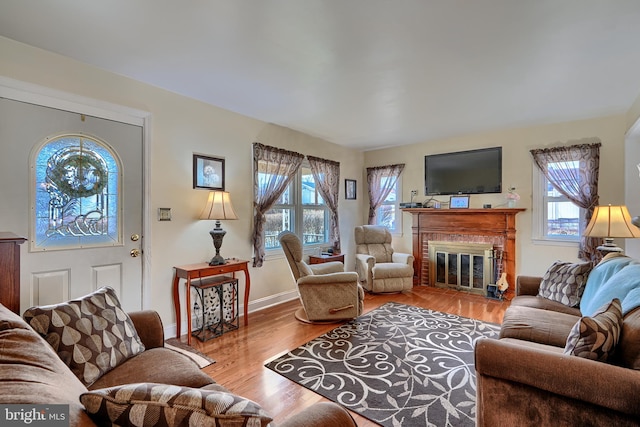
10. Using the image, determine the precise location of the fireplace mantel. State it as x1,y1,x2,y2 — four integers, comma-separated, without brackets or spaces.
402,208,525,296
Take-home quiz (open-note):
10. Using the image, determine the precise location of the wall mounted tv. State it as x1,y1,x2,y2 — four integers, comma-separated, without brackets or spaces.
424,147,502,195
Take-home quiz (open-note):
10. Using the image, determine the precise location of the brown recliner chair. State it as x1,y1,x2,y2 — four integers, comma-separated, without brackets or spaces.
278,231,364,323
354,225,414,293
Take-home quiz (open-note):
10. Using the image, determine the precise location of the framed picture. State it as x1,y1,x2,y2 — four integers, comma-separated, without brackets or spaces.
345,179,357,200
450,195,470,209
193,154,225,190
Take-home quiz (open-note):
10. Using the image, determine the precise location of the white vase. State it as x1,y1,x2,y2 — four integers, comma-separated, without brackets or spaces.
507,199,516,208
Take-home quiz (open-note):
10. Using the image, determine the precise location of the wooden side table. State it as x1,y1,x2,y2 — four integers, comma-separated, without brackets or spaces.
309,253,344,264
172,258,250,345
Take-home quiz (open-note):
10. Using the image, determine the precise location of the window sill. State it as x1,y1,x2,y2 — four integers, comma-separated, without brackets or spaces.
263,244,326,262
531,238,580,247
263,249,285,263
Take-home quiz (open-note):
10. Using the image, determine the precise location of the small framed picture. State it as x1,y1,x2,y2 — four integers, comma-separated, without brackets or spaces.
345,179,357,200
193,154,225,190
450,195,470,209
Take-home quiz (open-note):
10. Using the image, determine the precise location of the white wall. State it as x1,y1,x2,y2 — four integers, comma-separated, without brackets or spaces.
625,90,640,258
365,115,627,278
627,91,640,132
0,37,365,329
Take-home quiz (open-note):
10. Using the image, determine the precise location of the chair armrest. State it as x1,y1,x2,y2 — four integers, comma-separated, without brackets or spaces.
278,402,357,427
475,338,640,417
516,276,543,296
355,253,374,264
128,310,165,349
392,252,414,265
309,261,344,275
298,271,359,285
355,253,375,282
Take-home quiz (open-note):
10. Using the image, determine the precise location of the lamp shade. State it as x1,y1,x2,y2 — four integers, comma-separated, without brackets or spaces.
199,191,238,221
583,205,640,238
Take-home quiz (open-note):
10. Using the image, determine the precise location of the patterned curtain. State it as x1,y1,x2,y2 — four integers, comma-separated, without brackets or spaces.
530,141,601,262
366,164,405,225
308,156,341,252
252,143,304,267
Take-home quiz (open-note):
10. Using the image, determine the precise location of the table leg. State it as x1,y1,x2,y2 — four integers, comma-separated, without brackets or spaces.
172,272,181,339
186,277,192,345
241,264,250,326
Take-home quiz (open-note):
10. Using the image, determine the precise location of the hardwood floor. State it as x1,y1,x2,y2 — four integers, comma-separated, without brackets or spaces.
183,286,510,426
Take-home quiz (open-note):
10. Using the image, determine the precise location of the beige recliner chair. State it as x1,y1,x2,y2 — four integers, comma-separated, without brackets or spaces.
278,231,364,323
354,225,414,293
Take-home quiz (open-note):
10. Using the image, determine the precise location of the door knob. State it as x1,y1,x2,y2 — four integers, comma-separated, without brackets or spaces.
131,234,140,242
130,249,141,258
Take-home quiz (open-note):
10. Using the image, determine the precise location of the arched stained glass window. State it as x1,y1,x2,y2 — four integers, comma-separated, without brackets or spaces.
32,134,121,251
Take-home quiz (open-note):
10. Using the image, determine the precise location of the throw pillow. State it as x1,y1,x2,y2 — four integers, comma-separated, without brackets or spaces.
538,260,593,307
563,298,623,362
23,286,145,386
80,383,273,427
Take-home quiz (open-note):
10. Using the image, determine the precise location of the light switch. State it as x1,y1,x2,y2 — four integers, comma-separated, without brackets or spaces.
158,208,172,221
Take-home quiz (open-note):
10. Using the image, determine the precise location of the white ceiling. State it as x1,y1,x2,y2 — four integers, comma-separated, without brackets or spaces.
2,0,640,151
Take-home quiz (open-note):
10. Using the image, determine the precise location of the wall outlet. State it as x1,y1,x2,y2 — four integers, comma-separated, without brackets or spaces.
411,190,418,196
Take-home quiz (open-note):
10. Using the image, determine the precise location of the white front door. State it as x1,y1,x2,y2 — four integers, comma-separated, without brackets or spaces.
0,97,144,312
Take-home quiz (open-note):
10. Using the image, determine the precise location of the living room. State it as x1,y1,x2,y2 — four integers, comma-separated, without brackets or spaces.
2,2,640,425
2,3,640,329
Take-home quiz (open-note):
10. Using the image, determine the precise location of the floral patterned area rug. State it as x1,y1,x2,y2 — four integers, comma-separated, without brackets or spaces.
265,302,500,427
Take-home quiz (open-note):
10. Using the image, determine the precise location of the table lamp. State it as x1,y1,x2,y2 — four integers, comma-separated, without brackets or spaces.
199,191,238,265
583,204,640,253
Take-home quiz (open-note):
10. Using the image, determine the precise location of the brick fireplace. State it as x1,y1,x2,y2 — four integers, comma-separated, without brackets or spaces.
402,208,525,297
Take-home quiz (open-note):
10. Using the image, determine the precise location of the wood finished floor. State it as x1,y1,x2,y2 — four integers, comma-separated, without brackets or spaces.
181,286,510,426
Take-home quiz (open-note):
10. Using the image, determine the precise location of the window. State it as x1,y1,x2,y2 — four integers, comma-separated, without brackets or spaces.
366,163,404,231
261,163,329,250
531,142,600,260
32,134,121,251
376,176,401,233
533,161,582,242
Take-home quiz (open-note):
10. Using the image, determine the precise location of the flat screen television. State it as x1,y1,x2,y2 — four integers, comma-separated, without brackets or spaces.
424,147,502,195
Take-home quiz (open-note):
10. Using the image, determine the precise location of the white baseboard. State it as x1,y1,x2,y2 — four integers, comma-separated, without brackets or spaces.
164,289,299,339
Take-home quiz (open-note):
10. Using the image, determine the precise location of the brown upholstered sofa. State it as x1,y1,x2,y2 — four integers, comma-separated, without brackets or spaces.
0,303,356,427
475,255,640,427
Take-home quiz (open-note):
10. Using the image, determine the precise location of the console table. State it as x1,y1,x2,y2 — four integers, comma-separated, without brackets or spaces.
402,208,525,295
172,258,250,345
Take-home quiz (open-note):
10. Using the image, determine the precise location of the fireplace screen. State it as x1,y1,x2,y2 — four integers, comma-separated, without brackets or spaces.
429,241,493,295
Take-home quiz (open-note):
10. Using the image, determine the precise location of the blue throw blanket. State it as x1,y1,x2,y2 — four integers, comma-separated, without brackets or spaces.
580,255,640,316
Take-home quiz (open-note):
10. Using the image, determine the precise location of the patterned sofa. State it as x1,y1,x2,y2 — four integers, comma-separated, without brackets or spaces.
0,287,356,427
475,254,640,426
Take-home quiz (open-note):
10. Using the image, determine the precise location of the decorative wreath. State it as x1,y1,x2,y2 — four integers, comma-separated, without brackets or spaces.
47,151,107,198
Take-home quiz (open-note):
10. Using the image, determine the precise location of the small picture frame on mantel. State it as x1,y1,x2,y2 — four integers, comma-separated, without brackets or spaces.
345,179,357,200
449,195,470,209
